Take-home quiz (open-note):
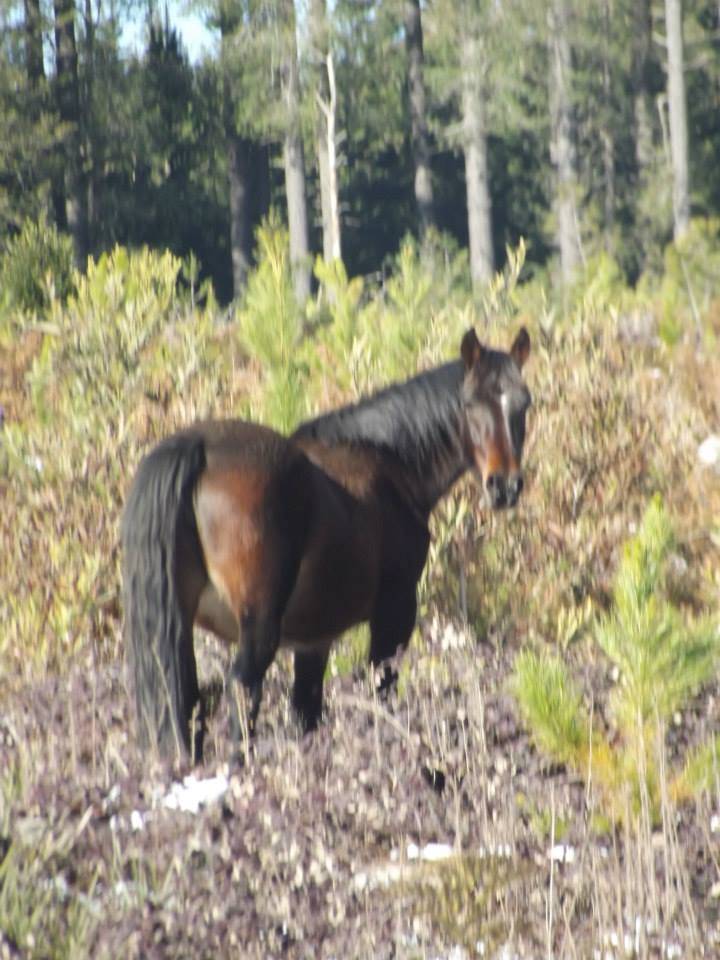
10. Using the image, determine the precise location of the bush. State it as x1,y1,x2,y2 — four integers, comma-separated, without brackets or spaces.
0,218,75,316
512,496,720,823
236,214,308,432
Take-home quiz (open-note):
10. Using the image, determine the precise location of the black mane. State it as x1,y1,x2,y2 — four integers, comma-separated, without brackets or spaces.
293,361,465,468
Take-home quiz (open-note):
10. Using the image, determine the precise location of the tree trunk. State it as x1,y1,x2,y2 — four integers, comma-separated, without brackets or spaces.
460,31,494,288
631,0,654,177
665,0,689,240
547,0,581,286
220,10,253,299
83,0,97,253
54,0,88,267
227,134,254,295
310,0,341,262
24,0,45,87
281,0,311,303
600,0,615,251
404,0,434,239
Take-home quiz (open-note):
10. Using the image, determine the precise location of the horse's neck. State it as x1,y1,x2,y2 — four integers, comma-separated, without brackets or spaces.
398,446,469,519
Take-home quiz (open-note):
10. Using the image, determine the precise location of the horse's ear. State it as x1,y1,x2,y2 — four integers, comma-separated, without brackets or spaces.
510,327,530,369
461,328,484,370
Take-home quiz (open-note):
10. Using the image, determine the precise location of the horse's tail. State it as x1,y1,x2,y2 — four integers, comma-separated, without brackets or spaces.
121,431,207,760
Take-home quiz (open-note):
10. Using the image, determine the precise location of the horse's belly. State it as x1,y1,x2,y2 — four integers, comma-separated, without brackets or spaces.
195,584,239,644
281,530,378,644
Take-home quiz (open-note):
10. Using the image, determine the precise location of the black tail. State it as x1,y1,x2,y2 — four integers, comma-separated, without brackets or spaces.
121,431,207,760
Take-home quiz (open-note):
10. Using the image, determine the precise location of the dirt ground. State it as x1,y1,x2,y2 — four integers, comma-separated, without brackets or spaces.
1,616,718,959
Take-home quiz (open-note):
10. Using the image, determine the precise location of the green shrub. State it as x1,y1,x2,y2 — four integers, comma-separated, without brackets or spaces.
512,496,719,823
640,218,720,345
0,217,75,316
0,243,229,673
236,214,308,431
596,495,718,735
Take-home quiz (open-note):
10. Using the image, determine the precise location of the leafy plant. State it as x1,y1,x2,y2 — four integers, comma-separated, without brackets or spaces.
512,496,719,823
0,217,75,317
596,496,718,736
236,214,308,431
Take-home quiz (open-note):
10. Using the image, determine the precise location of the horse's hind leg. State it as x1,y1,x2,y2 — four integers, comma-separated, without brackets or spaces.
292,645,331,733
227,609,281,745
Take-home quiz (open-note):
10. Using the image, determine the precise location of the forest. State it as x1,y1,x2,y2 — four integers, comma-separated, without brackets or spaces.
1,1,720,958
2,0,720,303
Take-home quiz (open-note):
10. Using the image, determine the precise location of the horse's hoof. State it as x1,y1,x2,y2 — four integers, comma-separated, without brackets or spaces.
375,665,399,699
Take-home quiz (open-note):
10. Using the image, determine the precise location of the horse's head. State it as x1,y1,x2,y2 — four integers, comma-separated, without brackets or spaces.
460,326,531,510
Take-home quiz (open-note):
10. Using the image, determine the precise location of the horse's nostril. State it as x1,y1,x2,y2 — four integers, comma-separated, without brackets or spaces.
507,474,524,506
486,473,507,507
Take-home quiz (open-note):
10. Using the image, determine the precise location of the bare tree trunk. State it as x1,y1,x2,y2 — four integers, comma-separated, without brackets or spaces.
460,31,494,288
404,0,434,239
665,0,689,240
547,0,581,286
632,0,654,177
54,0,88,267
310,0,341,262
220,9,253,299
600,0,615,251
281,0,311,303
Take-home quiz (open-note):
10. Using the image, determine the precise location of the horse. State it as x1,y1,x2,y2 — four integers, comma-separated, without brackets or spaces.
121,326,531,761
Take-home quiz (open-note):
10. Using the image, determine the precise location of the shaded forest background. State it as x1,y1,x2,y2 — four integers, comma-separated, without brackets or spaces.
2,0,720,305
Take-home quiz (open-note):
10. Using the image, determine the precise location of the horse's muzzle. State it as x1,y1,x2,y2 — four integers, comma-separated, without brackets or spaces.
506,473,524,507
486,472,524,509
486,473,507,509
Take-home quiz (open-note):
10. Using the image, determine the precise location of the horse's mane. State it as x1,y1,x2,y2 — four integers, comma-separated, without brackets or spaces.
293,361,465,467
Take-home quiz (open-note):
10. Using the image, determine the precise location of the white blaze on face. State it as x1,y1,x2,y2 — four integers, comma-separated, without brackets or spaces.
499,391,513,456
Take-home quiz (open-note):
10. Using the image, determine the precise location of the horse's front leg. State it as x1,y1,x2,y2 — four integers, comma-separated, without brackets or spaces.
369,577,418,696
292,643,332,733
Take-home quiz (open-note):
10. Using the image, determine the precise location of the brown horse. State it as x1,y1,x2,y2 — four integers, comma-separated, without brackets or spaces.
121,327,531,760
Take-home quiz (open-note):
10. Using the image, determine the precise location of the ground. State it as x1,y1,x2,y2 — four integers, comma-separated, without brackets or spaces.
1,614,718,959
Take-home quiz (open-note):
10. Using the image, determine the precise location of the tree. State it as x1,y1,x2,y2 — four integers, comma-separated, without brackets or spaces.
331,0,412,276
280,0,311,302
310,0,342,262
404,0,435,239
664,0,689,239
24,0,45,88
632,0,654,178
53,0,89,266
219,0,253,297
460,22,494,287
547,0,582,285
0,16,59,233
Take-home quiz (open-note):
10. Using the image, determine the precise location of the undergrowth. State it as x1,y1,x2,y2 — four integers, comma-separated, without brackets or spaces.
1,213,719,956
513,496,719,823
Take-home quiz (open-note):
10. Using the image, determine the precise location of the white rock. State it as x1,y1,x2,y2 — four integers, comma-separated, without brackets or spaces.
548,844,576,864
162,773,229,814
698,435,720,470
130,809,145,832
407,841,455,862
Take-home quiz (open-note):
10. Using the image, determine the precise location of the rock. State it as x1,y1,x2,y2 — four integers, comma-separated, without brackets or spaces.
698,435,720,472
